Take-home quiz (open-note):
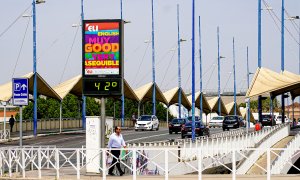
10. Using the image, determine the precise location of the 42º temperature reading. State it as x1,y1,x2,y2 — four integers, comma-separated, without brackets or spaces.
95,81,118,91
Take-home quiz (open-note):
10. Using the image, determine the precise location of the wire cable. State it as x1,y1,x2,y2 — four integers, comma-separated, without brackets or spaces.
159,49,176,87
0,4,31,39
133,41,151,87
59,22,80,83
11,17,31,78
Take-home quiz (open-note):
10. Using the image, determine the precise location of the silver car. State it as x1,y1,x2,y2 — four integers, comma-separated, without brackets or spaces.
209,116,224,128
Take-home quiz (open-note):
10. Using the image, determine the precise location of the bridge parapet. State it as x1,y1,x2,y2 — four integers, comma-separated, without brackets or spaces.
271,132,300,174
236,123,290,174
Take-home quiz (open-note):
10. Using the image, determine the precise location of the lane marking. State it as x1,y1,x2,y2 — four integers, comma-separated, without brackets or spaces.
126,133,170,142
32,135,84,145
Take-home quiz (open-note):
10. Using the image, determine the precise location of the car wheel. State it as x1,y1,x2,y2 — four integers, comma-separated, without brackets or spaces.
169,131,172,134
135,129,138,131
223,128,225,131
175,131,178,134
181,134,185,139
156,125,159,131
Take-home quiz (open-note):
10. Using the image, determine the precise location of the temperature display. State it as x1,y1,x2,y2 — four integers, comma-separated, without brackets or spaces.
83,78,122,96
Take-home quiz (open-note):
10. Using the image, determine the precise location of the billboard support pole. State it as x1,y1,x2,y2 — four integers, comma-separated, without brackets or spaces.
100,97,105,148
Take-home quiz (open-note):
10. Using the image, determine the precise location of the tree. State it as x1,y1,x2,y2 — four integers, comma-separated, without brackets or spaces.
239,97,279,112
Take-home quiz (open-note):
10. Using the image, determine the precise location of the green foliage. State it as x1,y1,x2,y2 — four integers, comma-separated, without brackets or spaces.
239,97,279,112
18,95,172,121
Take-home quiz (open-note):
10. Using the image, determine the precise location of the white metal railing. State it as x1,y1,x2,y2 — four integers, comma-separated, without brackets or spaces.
236,123,290,174
0,129,10,140
271,132,300,174
0,147,299,180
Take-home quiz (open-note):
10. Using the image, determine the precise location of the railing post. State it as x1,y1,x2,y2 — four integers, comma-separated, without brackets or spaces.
31,149,34,170
232,149,236,180
102,149,106,180
165,149,168,180
8,149,12,177
22,149,25,178
198,148,202,180
38,148,41,179
0,149,2,176
76,149,80,179
47,147,50,169
267,148,271,180
55,149,59,179
133,149,137,180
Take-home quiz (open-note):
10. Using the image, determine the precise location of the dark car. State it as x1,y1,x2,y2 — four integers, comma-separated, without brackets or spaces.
181,120,210,138
261,114,276,126
223,115,245,131
169,118,186,134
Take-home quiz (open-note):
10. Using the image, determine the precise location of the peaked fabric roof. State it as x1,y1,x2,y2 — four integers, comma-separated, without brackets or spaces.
53,75,139,101
225,102,242,116
134,82,168,104
0,72,61,101
246,67,299,98
53,75,82,99
187,91,211,114
207,97,228,115
163,87,191,109
240,108,255,123
272,71,300,99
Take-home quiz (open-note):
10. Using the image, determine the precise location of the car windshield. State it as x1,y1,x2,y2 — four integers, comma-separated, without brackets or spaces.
212,117,223,120
172,119,184,123
225,116,238,120
138,116,152,121
262,115,270,119
186,116,199,121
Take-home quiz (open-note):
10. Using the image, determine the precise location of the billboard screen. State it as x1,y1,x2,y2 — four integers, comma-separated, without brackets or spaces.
83,20,123,77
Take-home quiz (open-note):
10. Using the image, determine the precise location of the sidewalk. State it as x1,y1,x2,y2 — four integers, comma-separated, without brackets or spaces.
0,128,85,144
2,174,300,180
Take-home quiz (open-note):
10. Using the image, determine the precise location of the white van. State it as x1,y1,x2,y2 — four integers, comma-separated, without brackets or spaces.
134,115,159,131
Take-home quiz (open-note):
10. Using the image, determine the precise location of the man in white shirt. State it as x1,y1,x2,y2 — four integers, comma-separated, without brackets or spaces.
107,126,126,176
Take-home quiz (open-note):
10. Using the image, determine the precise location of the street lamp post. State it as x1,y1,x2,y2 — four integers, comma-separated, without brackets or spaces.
177,4,186,119
33,0,45,136
151,0,156,116
191,0,196,142
281,0,285,123
199,16,203,121
233,37,236,115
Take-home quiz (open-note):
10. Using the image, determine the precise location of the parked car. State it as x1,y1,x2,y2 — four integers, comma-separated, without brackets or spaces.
134,115,159,131
261,114,276,126
209,116,224,128
181,120,210,138
169,118,186,134
222,115,245,131
276,115,289,124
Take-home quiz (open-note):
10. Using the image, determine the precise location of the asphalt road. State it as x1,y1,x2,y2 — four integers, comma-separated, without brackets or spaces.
0,127,225,148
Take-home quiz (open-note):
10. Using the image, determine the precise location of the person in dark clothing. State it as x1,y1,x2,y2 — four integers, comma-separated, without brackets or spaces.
9,115,15,132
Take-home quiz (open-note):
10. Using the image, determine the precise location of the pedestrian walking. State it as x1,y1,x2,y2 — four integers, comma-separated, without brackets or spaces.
9,115,15,132
107,126,126,176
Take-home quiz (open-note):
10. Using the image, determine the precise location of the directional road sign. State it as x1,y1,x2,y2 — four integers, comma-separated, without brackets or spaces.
12,78,29,106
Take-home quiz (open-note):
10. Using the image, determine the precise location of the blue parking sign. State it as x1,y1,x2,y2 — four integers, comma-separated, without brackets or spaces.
12,78,29,106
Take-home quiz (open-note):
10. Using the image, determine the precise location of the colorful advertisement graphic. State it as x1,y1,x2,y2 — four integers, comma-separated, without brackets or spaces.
84,21,120,75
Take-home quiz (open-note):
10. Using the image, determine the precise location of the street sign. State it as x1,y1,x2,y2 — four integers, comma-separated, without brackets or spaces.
12,78,29,106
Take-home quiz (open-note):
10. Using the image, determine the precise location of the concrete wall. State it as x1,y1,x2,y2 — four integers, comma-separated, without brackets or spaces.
0,118,82,133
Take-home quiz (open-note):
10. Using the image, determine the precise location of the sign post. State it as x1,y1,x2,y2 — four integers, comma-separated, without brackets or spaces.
12,78,29,147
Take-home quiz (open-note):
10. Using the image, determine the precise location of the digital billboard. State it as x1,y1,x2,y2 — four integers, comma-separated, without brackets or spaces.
83,20,123,77
82,19,124,97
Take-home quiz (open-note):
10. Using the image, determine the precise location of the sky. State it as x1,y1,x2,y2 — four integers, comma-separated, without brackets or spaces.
0,0,299,95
